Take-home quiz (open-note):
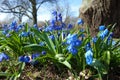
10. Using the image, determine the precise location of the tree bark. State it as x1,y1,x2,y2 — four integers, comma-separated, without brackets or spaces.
32,0,37,24
79,0,120,38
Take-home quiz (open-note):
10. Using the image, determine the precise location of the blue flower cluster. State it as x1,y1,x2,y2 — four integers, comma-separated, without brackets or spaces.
92,25,115,45
44,11,74,32
0,52,9,62
44,11,65,32
19,51,46,64
2,21,23,37
66,34,81,55
19,31,31,37
19,55,31,63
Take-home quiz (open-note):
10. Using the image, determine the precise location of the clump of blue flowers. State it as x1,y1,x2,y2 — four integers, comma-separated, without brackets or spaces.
2,21,24,37
66,34,82,55
19,51,46,64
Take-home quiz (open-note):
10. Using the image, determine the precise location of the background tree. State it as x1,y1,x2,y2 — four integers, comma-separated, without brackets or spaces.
79,0,120,38
0,0,57,24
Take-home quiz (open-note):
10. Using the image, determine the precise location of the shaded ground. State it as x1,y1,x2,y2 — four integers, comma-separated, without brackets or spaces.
0,63,120,80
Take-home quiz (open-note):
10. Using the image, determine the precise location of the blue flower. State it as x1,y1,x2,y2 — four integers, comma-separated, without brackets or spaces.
58,13,62,22
77,18,84,25
112,40,116,46
67,45,78,55
0,53,9,62
2,30,7,35
85,42,91,51
33,24,38,29
99,29,109,39
66,34,78,44
58,13,62,17
85,50,93,65
19,56,24,62
49,35,55,40
39,42,45,46
70,40,82,47
107,32,113,41
99,25,106,31
52,10,57,16
67,24,73,29
50,19,56,26
75,40,82,46
31,53,40,59
6,33,11,37
20,32,29,37
54,26,62,30
18,25,23,30
44,26,53,32
38,27,43,31
24,56,30,63
80,28,85,38
19,56,30,63
41,51,46,55
92,37,98,43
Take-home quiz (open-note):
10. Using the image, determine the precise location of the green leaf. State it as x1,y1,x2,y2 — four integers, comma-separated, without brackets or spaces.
18,62,25,78
0,72,10,77
103,51,110,65
23,43,48,52
91,59,108,74
42,32,57,55
60,60,72,69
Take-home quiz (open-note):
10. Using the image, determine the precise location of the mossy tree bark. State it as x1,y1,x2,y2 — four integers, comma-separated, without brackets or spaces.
79,0,120,38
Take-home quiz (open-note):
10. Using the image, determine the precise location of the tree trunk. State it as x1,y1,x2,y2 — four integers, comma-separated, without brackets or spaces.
79,0,120,38
30,0,37,24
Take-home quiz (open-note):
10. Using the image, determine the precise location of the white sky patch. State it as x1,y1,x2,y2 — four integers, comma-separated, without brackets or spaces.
71,5,80,17
37,14,51,21
0,13,8,21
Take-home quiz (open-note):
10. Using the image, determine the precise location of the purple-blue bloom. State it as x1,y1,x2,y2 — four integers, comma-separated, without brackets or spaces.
50,19,56,26
6,33,11,37
33,24,38,29
75,40,82,46
92,37,98,43
44,26,53,32
99,29,109,39
66,34,78,44
39,42,45,46
58,13,62,22
77,18,84,25
31,53,40,59
41,51,46,55
0,53,9,62
49,35,55,40
67,45,78,55
52,10,57,16
67,24,73,29
19,56,30,63
70,40,81,47
24,56,30,63
20,32,29,37
99,25,106,31
85,50,93,65
85,42,91,51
